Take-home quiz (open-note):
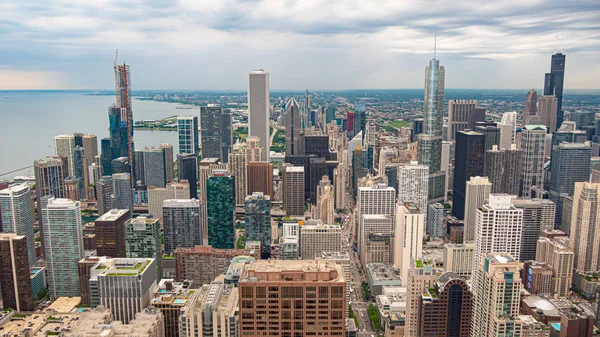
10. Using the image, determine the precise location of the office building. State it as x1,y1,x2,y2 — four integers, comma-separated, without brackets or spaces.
356,182,396,256
354,102,367,139
96,175,113,215
82,134,98,165
520,125,547,197
126,216,163,278
536,236,573,297
228,150,247,206
144,146,167,188
207,170,235,249
64,176,80,201
148,279,193,337
106,106,128,175
569,182,600,274
248,69,270,161
524,89,538,124
538,95,559,133
247,161,273,197
543,52,566,128
396,161,429,224
285,97,301,155
174,245,258,286
419,272,472,337
163,199,202,255
245,192,271,259
552,121,587,151
522,261,553,295
219,109,233,163
463,176,492,241
54,134,76,176
394,202,424,282
111,156,130,175
0,233,34,312
315,176,335,225
134,150,145,186
283,166,305,216
513,198,556,261
471,253,522,337
246,136,264,162
363,231,394,265
42,198,84,299
159,143,175,184
484,144,522,195
238,260,346,336
0,184,36,266
279,219,300,260
473,194,523,290
299,220,342,259
452,131,485,219
498,112,517,150
73,145,86,196
111,173,133,214
418,54,446,202
200,106,223,160
199,159,226,243
549,142,591,224
93,258,157,324
95,209,129,258
443,242,474,277
405,258,444,337
148,181,190,220
475,123,501,151
34,156,66,252
177,116,199,156
334,164,346,210
427,203,445,238
77,256,107,306
447,99,484,141
177,153,198,199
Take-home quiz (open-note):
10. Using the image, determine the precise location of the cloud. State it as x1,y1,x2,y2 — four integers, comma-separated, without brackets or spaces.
0,0,598,89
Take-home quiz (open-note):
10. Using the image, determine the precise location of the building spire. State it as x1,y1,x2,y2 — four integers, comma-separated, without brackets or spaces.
434,32,437,59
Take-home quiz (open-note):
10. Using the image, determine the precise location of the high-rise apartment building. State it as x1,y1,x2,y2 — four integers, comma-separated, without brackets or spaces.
524,89,538,125
111,173,133,214
134,150,145,186
245,192,271,258
356,182,396,256
463,176,491,241
177,153,198,199
419,272,472,337
513,198,556,261
538,95,559,132
447,99,485,141
536,236,574,297
427,203,446,238
520,125,547,197
148,181,190,220
207,170,235,249
144,146,167,188
418,55,446,202
543,52,566,128
471,253,522,337
54,134,76,176
248,69,270,161
95,209,129,258
0,184,36,266
444,242,474,277
42,198,84,299
97,175,113,215
299,220,342,259
228,150,247,206
177,116,199,156
405,258,445,337
0,233,34,312
473,194,523,290
283,166,305,217
221,109,233,163
114,61,134,182
200,106,223,160
498,112,517,150
569,182,600,274
126,216,163,279
238,260,346,336
484,144,522,195
246,136,264,162
396,161,429,225
452,131,485,219
159,143,175,184
285,97,301,156
247,162,273,197
549,142,591,224
475,122,501,151
163,199,202,255
82,134,98,165
34,156,66,252
394,202,424,282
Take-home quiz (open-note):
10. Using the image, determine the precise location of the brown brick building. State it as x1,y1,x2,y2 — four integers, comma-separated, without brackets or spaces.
95,209,129,257
0,234,34,312
247,162,273,198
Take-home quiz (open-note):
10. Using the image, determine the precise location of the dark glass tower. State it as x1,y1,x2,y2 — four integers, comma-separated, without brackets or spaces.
543,52,566,129
200,106,223,160
221,109,233,163
285,98,301,156
452,131,485,219
177,153,198,199
206,170,235,249
244,192,271,258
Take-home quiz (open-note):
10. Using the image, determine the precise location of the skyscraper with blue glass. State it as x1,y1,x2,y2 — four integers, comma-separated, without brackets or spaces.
245,192,271,258
177,116,199,156
206,170,235,249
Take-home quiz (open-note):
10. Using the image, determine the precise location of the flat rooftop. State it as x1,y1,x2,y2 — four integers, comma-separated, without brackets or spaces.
46,297,82,313
286,166,304,172
96,209,129,221
241,260,344,283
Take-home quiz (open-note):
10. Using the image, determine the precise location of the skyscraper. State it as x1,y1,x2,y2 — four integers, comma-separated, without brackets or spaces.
524,89,538,125
147,181,190,220
245,192,271,258
200,106,223,160
159,143,175,184
34,156,66,253
144,146,167,188
206,170,235,249
569,182,600,274
549,142,591,224
221,109,233,163
114,61,134,184
316,176,334,225
73,145,86,197
299,220,342,259
126,216,163,279
0,184,36,266
285,97,301,156
177,153,198,199
513,198,556,261
394,202,424,282
536,236,573,297
283,166,305,217
96,175,113,215
106,106,128,174
475,122,500,151
177,116,199,156
42,198,84,299
405,258,444,337
447,99,484,141
543,52,566,128
245,136,263,162
484,144,522,195
452,131,485,219
162,199,202,255
498,112,517,150
111,156,130,174
538,95,559,132
0,233,34,312
356,182,396,256
248,69,270,161
520,125,548,197
54,134,76,176
418,51,446,202
463,176,492,242
95,209,129,258
82,134,98,165
246,162,273,197
396,161,429,225
471,253,522,337
111,173,133,214
134,150,145,186
228,150,247,206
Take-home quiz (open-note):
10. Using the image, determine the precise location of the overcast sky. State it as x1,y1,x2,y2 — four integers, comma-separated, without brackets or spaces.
1,0,599,90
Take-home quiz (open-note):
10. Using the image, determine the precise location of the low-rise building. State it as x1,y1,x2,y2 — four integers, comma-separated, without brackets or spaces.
443,242,474,277
366,263,402,296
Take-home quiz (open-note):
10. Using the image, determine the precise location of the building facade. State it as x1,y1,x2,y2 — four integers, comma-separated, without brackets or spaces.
95,209,129,258
248,70,270,161
0,233,34,312
163,199,202,255
200,106,223,161
207,170,235,249
177,116,199,156
245,192,271,259
394,202,424,283
0,183,36,266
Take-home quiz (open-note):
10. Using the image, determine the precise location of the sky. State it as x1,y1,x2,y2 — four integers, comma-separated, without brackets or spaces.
1,0,599,90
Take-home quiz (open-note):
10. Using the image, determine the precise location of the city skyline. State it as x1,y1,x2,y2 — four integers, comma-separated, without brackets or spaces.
1,1,599,90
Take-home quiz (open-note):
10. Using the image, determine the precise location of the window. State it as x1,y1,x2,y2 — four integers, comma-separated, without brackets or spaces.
319,287,329,298
241,287,253,298
331,286,343,298
256,286,266,298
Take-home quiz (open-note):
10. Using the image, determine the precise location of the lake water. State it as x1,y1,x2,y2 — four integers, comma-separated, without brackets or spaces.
0,91,194,178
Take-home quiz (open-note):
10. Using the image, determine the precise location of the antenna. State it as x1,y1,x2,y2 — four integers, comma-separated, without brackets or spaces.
114,49,119,66
434,32,437,59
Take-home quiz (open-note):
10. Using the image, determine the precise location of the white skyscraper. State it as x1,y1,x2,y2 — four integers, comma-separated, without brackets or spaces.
54,134,76,176
356,183,396,256
463,176,492,242
42,198,84,299
0,184,36,266
473,194,523,292
569,182,600,274
248,69,270,161
498,111,517,150
394,202,424,283
396,161,429,226
299,220,342,259
520,125,547,197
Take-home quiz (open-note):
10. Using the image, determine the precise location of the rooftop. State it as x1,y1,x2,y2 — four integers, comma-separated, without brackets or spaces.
46,297,82,313
240,260,344,283
0,183,28,194
92,258,154,277
286,166,304,172
96,209,129,222
366,263,402,283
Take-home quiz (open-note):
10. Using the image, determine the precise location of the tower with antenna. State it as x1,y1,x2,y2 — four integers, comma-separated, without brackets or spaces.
113,49,135,188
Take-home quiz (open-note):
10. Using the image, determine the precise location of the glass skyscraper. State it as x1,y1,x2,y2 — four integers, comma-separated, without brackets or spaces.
177,116,199,156
543,52,566,128
0,184,36,266
200,106,223,160
206,170,235,249
244,192,271,258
